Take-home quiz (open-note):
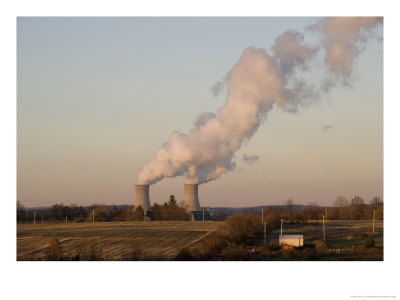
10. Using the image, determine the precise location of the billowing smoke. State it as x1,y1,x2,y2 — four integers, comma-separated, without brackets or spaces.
310,17,383,88
210,78,226,97
137,17,382,185
271,30,318,75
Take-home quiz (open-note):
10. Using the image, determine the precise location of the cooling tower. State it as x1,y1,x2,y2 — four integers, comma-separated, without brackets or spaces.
183,184,201,211
135,184,151,211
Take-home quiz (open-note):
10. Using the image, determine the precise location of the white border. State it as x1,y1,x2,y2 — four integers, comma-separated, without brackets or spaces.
2,1,399,299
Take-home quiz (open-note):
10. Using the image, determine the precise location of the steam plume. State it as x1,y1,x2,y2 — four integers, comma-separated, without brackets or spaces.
311,17,383,85
137,17,382,185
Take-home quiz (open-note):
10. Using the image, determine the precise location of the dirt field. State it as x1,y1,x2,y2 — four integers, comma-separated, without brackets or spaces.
17,221,223,260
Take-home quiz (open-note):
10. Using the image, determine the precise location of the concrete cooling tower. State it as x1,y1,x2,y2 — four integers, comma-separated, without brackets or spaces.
183,184,201,211
135,184,151,211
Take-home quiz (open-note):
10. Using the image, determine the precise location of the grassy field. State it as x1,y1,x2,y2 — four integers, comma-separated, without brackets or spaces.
269,220,384,249
17,221,223,260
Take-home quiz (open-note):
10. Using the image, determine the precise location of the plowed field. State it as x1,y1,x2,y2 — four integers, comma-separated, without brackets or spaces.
17,221,222,260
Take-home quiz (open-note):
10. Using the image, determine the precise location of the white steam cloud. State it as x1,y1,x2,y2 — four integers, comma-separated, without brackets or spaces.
137,17,382,185
310,17,383,87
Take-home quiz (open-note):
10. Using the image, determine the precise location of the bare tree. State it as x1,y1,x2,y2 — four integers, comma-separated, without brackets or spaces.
350,196,365,220
333,196,348,207
370,196,382,207
304,202,321,220
351,196,365,206
17,201,26,222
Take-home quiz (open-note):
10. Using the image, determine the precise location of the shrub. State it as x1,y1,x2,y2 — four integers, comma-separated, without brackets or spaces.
196,233,229,257
268,241,281,251
313,240,327,255
365,239,376,248
302,247,317,260
175,248,196,261
282,248,297,260
45,238,64,260
220,246,250,261
175,232,248,260
257,247,272,256
224,213,263,244
354,246,382,259
87,206,109,222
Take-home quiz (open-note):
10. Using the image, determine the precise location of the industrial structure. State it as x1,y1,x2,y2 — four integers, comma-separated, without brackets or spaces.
134,183,203,214
190,210,213,221
183,183,201,211
134,184,151,211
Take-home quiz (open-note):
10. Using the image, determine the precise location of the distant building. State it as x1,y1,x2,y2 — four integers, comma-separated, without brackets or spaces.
190,211,213,221
279,235,304,247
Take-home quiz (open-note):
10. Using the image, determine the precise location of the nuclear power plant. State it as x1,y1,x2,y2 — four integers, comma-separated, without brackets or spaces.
134,183,202,212
183,183,201,211
134,184,151,211
134,183,213,221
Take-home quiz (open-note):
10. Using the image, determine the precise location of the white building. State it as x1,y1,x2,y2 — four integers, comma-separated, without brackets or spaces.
279,235,304,247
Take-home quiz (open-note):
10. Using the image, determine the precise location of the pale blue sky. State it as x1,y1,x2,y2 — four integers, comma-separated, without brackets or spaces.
17,17,383,207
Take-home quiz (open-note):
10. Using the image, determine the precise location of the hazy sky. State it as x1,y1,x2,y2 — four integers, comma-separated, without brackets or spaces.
17,17,383,207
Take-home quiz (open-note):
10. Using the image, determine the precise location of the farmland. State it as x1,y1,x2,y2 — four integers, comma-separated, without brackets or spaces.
17,221,222,260
17,219,383,261
269,220,384,249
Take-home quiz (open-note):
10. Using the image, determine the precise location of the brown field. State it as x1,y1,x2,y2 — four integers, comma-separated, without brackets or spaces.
269,220,384,249
17,221,223,260
17,219,383,261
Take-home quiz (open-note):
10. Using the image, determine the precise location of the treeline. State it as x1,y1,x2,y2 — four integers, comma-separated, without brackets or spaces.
16,195,383,224
16,202,146,223
147,195,190,221
16,195,190,223
262,196,383,230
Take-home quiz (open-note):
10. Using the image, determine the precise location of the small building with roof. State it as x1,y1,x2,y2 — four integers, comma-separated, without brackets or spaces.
279,235,304,247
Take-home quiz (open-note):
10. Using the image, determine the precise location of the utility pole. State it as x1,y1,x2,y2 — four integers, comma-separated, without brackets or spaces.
33,211,36,225
322,215,326,243
280,219,284,236
261,209,264,223
202,210,205,222
373,209,376,236
264,222,267,247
